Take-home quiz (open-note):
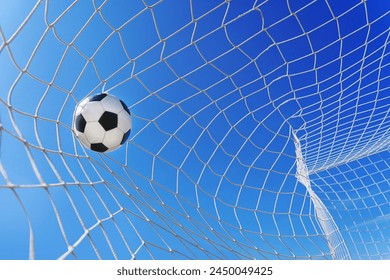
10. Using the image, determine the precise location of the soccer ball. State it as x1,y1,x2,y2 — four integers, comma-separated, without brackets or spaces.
73,93,132,152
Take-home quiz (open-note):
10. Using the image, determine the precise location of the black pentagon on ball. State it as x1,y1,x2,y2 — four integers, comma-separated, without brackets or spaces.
89,93,107,102
75,114,87,133
99,111,118,131
120,100,131,115
121,129,131,145
91,143,109,152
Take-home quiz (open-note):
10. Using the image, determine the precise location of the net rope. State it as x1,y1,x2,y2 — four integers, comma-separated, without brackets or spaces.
0,0,389,259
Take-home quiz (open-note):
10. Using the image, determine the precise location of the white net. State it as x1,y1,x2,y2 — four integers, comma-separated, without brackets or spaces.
0,0,389,260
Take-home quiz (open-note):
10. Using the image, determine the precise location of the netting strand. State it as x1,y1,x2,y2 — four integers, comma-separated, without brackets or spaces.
0,0,389,259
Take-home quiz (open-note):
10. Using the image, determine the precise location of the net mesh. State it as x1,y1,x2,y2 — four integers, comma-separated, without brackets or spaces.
0,0,389,260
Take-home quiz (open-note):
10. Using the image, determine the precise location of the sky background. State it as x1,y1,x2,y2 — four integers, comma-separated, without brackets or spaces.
0,0,389,259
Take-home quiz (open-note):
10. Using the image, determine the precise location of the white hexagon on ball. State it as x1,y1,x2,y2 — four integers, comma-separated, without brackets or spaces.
103,128,125,150
84,122,106,144
75,131,90,149
81,101,105,122
117,110,132,133
100,95,124,113
73,93,132,153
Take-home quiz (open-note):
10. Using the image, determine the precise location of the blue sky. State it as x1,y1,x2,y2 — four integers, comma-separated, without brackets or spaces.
0,0,389,259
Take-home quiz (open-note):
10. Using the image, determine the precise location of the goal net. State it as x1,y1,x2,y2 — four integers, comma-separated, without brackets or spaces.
0,0,389,260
